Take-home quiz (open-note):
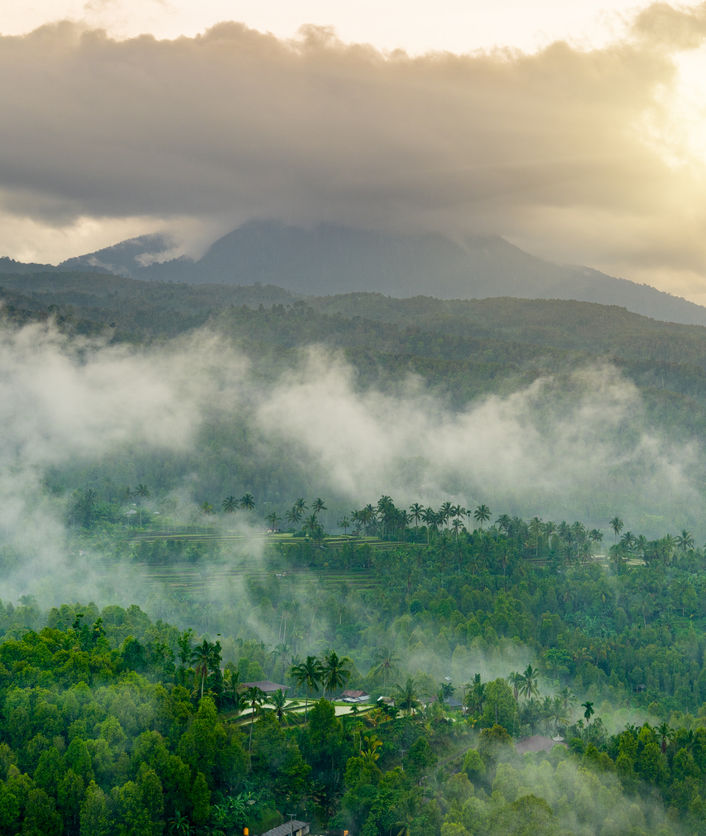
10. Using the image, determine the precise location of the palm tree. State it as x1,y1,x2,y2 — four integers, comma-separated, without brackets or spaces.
677,529,695,551
223,666,243,713
222,496,238,513
409,503,424,529
558,686,574,713
359,504,377,536
439,501,453,527
360,736,382,765
285,506,302,527
303,514,324,543
519,664,539,700
620,530,636,552
290,655,323,718
338,516,351,535
588,529,603,553
473,504,491,528
582,700,594,724
508,671,523,701
312,497,327,516
267,689,288,724
609,516,624,541
372,648,399,688
191,639,219,700
464,674,485,715
321,650,351,698
239,493,255,511
168,810,192,835
550,695,568,733
266,511,280,532
421,507,438,545
496,514,512,534
394,677,420,716
294,497,308,515
243,685,266,753
133,483,149,527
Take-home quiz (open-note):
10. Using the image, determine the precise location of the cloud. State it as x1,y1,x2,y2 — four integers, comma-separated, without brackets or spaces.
1,9,706,293
0,317,700,613
255,347,700,527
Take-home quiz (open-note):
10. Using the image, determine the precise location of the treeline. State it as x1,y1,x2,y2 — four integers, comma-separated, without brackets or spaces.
4,601,706,833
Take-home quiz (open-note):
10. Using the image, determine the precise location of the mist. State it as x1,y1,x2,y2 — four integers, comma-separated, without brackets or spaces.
0,314,701,610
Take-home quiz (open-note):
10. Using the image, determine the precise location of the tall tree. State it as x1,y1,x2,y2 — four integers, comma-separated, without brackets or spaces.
409,503,424,529
473,504,491,528
321,650,351,698
610,516,624,541
222,496,238,513
239,493,255,511
465,673,485,715
290,655,324,718
508,671,523,701
243,686,266,754
267,689,288,725
190,639,220,700
394,677,420,716
372,648,399,688
677,529,694,551
519,664,539,700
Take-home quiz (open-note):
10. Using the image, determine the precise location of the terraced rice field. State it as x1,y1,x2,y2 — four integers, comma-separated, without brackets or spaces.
129,529,395,593
136,563,382,593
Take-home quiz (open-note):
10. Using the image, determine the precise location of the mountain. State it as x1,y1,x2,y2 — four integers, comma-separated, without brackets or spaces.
60,233,176,277
6,220,706,327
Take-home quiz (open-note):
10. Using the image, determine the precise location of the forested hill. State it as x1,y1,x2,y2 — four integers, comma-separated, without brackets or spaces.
54,221,706,327
7,222,706,326
2,273,706,428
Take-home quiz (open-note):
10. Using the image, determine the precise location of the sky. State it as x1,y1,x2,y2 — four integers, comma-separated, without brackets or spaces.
2,2,706,301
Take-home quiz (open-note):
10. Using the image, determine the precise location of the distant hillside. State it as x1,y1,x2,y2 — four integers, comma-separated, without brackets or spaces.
0,256,58,275
0,272,298,339
2,270,704,435
55,220,706,327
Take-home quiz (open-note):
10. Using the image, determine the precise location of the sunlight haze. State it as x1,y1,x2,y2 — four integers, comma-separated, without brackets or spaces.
2,1,706,303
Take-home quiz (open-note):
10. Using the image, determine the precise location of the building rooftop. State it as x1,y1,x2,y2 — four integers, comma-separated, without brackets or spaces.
259,820,308,836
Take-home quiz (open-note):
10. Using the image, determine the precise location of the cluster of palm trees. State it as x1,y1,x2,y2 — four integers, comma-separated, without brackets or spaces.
258,497,329,539
463,668,593,735
221,492,255,513
289,650,352,716
341,498,493,542
609,515,695,565
507,664,540,701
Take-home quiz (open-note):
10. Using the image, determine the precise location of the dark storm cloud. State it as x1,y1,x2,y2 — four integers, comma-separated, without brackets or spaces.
1,8,705,278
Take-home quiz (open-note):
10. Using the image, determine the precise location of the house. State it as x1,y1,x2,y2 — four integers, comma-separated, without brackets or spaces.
259,820,309,836
240,680,289,694
341,689,369,703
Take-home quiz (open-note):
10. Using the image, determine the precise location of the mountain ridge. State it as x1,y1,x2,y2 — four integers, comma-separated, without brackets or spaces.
4,220,705,327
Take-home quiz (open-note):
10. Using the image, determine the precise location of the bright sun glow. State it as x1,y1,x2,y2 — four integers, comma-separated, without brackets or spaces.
668,47,706,164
